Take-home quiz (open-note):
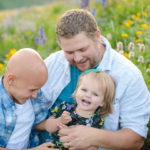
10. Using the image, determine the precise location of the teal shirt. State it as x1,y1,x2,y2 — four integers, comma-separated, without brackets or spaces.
51,65,81,110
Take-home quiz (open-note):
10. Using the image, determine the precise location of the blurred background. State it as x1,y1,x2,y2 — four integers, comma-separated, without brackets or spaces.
0,0,150,149
0,0,56,10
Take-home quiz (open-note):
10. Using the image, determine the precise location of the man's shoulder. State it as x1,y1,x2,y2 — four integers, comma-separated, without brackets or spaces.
44,50,67,64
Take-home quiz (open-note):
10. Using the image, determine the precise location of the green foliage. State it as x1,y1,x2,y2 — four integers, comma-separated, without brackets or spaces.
0,0,150,148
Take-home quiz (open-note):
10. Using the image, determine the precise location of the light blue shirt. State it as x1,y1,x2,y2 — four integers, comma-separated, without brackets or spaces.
42,36,150,149
0,76,49,148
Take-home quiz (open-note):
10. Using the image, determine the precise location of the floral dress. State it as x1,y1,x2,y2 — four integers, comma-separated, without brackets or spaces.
49,101,104,150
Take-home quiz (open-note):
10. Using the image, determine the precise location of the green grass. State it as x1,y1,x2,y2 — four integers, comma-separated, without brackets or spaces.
0,0,56,10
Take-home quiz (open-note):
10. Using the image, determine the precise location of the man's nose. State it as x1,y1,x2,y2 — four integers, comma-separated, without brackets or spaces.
74,51,83,62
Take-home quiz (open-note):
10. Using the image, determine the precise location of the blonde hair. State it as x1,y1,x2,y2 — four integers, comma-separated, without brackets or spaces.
56,9,98,41
73,71,116,117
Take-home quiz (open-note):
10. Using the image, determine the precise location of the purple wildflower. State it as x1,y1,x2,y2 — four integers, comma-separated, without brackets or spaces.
81,0,90,9
98,17,102,22
92,8,96,16
102,0,106,6
35,37,40,45
39,25,46,44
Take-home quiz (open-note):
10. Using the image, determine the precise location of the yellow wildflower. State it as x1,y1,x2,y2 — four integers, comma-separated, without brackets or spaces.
126,23,130,27
25,31,31,36
124,52,129,59
5,54,11,59
51,106,58,113
141,24,147,30
121,33,128,38
136,31,142,35
136,39,142,43
136,12,141,17
126,20,132,27
127,20,132,24
10,48,17,55
143,11,147,16
148,64,150,68
132,15,136,19
0,64,4,70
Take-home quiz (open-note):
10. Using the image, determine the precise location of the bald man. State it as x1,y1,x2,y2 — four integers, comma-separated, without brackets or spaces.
0,48,58,150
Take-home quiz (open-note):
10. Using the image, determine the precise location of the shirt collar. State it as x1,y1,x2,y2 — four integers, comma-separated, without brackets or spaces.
97,36,114,71
0,76,16,108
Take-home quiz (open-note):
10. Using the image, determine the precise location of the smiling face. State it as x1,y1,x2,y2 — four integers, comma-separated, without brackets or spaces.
3,48,48,104
59,32,105,72
8,75,45,104
75,75,105,115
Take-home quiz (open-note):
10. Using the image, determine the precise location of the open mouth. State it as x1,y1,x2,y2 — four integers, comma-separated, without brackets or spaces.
81,99,91,106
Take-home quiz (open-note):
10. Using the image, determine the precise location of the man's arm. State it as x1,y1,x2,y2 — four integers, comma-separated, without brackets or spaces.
59,125,144,150
0,142,60,150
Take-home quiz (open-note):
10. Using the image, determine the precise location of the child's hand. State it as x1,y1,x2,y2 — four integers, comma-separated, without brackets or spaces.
57,122,68,129
60,111,72,124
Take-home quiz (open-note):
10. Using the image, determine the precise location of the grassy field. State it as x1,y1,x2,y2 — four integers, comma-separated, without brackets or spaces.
0,0,150,149
0,0,56,10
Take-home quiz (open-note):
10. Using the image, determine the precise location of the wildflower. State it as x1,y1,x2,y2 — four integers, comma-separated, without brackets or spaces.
129,51,135,58
138,56,144,63
92,8,96,17
98,18,102,22
136,39,142,43
126,20,132,27
119,50,124,55
35,25,46,45
149,64,150,68
25,31,31,36
128,42,134,51
146,68,150,74
136,31,142,35
138,44,145,52
117,42,123,51
124,52,129,59
81,0,90,9
141,24,147,30
102,0,106,6
9,48,17,55
126,23,130,27
0,64,4,70
106,33,112,40
132,15,136,19
39,25,46,44
143,11,147,16
136,12,141,17
35,37,40,45
121,33,128,38
5,54,11,59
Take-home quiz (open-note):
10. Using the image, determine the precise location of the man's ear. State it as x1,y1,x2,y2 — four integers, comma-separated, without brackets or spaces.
6,74,15,86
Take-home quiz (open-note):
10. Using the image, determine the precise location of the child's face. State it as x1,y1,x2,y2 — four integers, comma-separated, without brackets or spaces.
76,76,104,112
8,75,43,104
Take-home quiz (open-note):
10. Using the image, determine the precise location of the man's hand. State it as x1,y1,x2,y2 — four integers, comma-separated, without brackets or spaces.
32,142,60,150
59,125,92,150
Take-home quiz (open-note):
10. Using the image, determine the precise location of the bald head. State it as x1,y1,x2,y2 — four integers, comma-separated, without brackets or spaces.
3,48,48,103
5,48,48,87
